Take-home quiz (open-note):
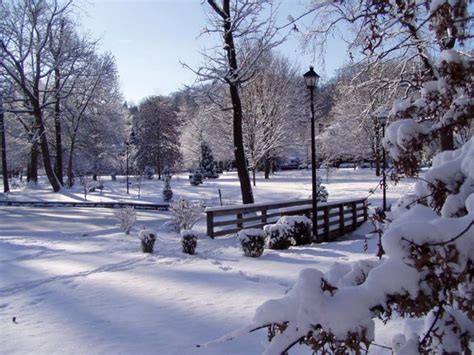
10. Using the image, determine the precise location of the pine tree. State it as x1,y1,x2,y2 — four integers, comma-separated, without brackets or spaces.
199,141,218,179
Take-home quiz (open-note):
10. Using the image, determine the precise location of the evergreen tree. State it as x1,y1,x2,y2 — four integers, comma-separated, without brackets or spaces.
199,141,218,179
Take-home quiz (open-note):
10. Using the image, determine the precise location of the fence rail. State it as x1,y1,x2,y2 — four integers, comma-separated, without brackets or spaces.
0,200,169,211
205,198,368,240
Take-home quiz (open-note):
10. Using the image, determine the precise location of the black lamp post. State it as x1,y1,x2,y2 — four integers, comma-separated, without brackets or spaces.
377,112,388,211
303,66,321,242
125,141,130,194
125,130,136,195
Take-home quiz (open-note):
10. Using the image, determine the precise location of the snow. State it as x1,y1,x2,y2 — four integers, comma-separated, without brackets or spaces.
439,49,462,64
0,169,418,354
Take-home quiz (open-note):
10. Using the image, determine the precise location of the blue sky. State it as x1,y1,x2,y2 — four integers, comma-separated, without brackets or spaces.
81,0,349,104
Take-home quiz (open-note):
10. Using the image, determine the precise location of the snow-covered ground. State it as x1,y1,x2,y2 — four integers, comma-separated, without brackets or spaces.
2,168,412,208
1,169,417,354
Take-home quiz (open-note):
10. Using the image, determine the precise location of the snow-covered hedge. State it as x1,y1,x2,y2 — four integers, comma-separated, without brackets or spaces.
238,228,265,257
139,228,157,253
277,215,312,246
181,229,198,255
162,177,173,202
263,223,294,250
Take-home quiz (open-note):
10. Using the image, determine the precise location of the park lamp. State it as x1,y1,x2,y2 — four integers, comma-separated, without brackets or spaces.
303,66,320,90
377,111,388,127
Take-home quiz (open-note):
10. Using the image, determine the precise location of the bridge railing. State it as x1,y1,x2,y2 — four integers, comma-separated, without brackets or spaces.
205,198,368,240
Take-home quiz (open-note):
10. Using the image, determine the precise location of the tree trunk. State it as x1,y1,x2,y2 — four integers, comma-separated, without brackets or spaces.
34,105,61,192
28,141,39,184
156,153,161,180
66,131,78,188
54,68,63,185
221,0,254,204
0,96,9,192
264,155,271,179
230,82,254,203
252,168,256,186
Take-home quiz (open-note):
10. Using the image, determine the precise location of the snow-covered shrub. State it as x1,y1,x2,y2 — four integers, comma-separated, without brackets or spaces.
263,223,294,250
170,198,205,232
162,177,173,202
139,228,156,253
144,166,154,180
114,206,137,234
309,176,329,202
238,228,265,257
277,215,312,246
181,230,198,255
189,170,203,186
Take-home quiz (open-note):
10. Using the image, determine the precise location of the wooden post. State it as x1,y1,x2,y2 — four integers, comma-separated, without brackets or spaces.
363,200,368,221
339,205,345,236
207,211,214,239
237,212,243,229
261,207,267,225
352,202,357,230
324,206,330,241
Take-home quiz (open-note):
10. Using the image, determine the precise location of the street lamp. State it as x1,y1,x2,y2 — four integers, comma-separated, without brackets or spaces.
303,65,321,242
377,112,388,212
125,130,136,195
125,141,130,194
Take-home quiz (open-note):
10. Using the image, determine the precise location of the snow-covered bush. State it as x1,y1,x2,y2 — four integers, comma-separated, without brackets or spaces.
238,228,265,257
170,198,205,232
144,166,154,180
139,228,156,253
181,230,198,255
277,215,312,246
309,176,329,202
162,177,173,202
114,206,137,234
263,223,294,250
189,170,203,186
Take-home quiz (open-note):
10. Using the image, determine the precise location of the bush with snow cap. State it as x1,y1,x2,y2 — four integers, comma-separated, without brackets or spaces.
181,229,198,255
238,228,265,257
263,223,294,250
277,215,312,246
170,198,205,232
139,228,156,253
162,176,173,202
114,206,137,235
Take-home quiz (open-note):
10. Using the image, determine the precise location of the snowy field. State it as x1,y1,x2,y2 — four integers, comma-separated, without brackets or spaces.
1,169,417,354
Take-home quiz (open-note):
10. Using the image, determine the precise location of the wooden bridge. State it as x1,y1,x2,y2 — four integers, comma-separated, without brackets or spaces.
205,198,368,240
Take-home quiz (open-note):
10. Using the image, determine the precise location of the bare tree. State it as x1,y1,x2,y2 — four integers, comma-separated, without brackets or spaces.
0,0,75,191
300,0,472,153
240,52,303,185
189,0,285,203
0,77,8,192
62,52,118,187
132,96,181,179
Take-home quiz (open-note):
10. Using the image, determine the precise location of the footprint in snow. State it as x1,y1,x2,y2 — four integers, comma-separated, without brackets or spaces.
238,271,260,282
218,266,232,271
